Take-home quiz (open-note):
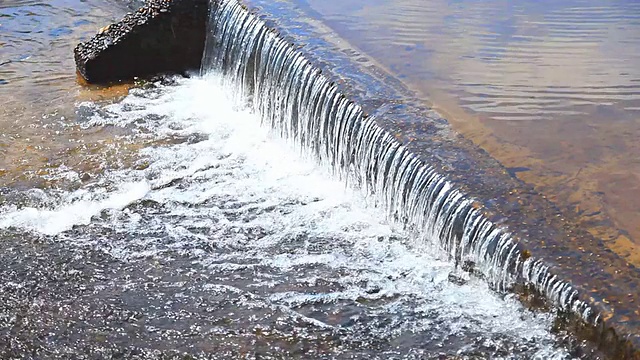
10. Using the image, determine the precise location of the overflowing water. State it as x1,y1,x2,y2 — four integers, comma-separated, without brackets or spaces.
1,73,588,357
0,0,607,357
203,0,597,322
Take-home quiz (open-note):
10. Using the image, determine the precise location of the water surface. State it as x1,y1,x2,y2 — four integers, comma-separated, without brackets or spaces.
0,0,139,190
2,73,593,357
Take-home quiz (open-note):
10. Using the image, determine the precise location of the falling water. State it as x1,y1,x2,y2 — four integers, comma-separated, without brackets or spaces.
201,0,597,325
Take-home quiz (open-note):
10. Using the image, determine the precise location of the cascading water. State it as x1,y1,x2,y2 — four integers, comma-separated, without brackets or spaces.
0,0,605,357
201,0,596,324
0,73,580,358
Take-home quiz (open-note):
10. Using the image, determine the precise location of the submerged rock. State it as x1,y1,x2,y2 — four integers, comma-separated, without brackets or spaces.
74,0,208,83
447,271,469,286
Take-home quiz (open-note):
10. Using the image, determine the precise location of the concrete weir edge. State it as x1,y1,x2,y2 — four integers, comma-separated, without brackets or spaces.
74,0,640,358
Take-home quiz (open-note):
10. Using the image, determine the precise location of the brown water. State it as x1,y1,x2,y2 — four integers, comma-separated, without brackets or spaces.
0,0,139,190
297,0,640,266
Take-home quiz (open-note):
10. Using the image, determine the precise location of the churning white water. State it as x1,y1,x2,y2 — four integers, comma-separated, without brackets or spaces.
0,75,577,358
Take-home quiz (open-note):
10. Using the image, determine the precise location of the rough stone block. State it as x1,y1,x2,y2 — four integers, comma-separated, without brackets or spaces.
74,0,208,83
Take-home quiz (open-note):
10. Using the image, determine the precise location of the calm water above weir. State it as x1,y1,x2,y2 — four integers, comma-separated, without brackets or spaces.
292,0,640,265
0,0,616,358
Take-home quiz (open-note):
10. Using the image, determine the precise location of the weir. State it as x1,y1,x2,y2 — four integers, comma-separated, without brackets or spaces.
202,0,540,295
199,0,640,357
202,0,573,305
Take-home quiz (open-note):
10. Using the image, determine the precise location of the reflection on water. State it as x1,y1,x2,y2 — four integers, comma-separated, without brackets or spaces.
0,0,139,189
298,0,640,265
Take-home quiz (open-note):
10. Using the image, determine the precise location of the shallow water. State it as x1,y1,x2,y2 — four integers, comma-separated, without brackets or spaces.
0,0,140,189
292,0,640,265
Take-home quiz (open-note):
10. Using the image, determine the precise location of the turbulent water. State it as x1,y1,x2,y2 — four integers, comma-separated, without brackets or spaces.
0,0,605,358
0,72,587,357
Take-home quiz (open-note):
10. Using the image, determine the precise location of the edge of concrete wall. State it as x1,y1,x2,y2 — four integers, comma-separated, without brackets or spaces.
74,0,208,83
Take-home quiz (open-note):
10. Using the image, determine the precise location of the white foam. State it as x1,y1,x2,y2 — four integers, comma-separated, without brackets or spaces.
0,181,149,235
0,75,574,357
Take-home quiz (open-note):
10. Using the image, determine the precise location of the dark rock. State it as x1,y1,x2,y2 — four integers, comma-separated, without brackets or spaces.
74,0,209,84
447,271,469,286
461,259,475,273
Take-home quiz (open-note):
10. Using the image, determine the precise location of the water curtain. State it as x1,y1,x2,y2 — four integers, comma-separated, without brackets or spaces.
200,0,597,324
